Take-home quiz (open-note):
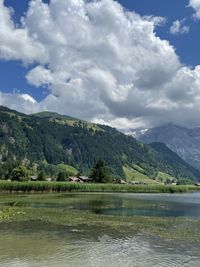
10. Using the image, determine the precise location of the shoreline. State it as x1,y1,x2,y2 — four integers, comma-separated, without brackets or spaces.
0,181,199,193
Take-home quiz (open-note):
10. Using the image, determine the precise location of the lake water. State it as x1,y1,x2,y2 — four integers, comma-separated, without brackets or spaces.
0,192,200,266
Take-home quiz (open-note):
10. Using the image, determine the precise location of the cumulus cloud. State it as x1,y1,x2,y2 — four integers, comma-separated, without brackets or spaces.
170,19,190,35
0,0,47,63
0,92,39,113
1,0,200,128
189,0,200,19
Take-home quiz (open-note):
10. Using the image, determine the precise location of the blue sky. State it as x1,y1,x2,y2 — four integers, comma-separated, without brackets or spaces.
1,0,200,128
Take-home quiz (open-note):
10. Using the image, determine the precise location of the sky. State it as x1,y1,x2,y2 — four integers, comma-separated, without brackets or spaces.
0,0,200,129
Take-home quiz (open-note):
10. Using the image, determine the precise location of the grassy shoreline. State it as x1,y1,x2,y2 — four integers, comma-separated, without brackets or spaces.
0,181,199,193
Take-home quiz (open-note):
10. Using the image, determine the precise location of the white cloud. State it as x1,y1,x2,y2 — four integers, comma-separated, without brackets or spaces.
143,15,166,26
23,0,181,122
20,93,37,104
189,0,200,19
26,66,54,87
170,19,190,35
0,0,47,63
0,92,39,113
1,0,200,128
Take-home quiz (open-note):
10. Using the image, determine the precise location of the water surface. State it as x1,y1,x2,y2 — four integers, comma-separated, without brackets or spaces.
0,192,200,266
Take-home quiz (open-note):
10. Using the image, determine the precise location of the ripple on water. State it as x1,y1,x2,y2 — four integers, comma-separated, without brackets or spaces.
63,235,199,267
0,232,199,267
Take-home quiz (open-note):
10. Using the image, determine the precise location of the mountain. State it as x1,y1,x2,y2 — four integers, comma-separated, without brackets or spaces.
0,106,199,181
135,123,200,171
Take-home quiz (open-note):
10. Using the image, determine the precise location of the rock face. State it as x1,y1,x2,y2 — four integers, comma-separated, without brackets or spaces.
136,124,200,171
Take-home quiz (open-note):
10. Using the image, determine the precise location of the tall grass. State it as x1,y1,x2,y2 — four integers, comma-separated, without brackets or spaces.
0,181,199,193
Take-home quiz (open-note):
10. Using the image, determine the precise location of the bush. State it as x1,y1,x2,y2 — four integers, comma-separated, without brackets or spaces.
11,166,29,182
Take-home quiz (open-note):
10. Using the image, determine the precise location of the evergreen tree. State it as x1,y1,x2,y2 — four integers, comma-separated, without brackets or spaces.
57,171,68,181
37,171,46,181
90,159,111,183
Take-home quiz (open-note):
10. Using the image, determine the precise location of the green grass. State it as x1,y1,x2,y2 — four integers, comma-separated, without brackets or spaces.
156,171,176,182
123,165,158,184
51,117,102,131
34,111,102,131
123,164,178,184
0,181,199,193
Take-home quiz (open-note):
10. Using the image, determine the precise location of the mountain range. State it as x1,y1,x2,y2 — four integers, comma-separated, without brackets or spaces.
131,124,200,172
0,106,199,182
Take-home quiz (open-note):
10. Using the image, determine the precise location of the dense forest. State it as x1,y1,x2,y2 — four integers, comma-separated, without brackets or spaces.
0,106,199,182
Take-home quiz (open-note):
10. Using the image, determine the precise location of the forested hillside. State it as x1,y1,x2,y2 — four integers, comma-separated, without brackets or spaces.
0,106,199,181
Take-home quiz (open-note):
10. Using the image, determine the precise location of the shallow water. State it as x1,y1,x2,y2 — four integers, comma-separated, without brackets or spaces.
0,192,200,266
3,192,200,217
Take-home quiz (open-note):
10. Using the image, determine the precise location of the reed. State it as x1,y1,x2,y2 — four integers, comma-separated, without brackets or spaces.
0,181,199,193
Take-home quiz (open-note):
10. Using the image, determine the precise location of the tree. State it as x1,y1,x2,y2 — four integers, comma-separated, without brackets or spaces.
11,166,29,182
57,171,68,181
89,159,111,183
37,171,46,181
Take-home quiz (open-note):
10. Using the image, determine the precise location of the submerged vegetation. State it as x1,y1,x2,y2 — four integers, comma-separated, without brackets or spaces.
0,202,24,221
0,193,200,243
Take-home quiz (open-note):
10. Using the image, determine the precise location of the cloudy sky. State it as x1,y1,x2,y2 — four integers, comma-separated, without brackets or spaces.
1,0,200,129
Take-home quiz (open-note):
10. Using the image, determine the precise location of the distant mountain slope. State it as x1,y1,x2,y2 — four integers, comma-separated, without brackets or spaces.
0,106,199,181
34,111,101,130
137,124,200,171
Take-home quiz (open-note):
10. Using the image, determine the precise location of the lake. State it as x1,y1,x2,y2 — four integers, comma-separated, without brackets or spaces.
0,192,200,266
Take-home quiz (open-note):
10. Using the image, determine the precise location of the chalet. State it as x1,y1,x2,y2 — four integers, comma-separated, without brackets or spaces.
69,176,91,183
79,176,91,182
30,176,37,181
69,177,83,183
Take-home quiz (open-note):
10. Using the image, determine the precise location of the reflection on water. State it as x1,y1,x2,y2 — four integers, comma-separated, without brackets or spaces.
0,192,200,266
70,192,200,217
6,192,200,217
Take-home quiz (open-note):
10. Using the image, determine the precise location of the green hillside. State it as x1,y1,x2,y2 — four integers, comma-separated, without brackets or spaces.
123,165,159,184
34,111,101,130
0,106,199,181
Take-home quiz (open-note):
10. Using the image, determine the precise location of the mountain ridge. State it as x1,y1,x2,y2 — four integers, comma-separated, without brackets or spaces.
0,106,199,181
135,123,200,171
